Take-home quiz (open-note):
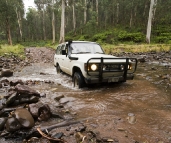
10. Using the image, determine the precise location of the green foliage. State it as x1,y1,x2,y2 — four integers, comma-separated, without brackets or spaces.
18,40,56,48
78,35,90,41
154,36,169,43
92,32,112,42
118,31,144,43
0,44,25,57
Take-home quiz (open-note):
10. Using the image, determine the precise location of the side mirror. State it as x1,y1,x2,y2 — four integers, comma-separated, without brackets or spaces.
62,50,66,55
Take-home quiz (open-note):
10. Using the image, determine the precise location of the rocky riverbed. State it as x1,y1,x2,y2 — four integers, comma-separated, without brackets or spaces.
0,47,171,143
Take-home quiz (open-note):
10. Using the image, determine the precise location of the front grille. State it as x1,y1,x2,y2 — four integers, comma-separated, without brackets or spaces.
103,64,120,71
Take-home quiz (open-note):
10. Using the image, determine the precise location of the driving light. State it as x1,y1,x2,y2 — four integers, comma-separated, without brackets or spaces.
120,65,124,70
91,64,97,71
128,64,132,70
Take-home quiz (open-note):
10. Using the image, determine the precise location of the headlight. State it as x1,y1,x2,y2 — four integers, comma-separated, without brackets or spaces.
91,64,97,71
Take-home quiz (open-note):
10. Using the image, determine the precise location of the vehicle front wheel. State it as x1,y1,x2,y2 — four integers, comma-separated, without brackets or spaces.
56,64,61,74
73,72,85,88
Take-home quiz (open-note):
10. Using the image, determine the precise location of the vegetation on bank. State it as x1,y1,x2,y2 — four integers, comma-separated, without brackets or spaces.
0,44,25,58
0,42,171,58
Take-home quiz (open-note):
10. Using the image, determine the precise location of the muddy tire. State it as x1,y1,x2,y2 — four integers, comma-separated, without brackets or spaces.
56,64,61,74
73,72,85,88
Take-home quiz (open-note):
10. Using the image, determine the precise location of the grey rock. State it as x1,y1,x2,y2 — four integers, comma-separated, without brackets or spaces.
13,108,34,128
0,117,7,131
1,68,13,77
15,84,40,97
6,92,17,106
5,117,21,132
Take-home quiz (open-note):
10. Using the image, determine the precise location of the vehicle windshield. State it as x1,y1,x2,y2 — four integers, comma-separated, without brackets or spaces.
70,42,104,54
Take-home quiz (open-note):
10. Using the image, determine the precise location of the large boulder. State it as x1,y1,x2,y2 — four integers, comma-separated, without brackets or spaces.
0,117,7,131
10,79,24,86
5,92,17,106
1,68,13,77
15,84,40,97
38,104,51,121
5,117,21,132
28,103,39,119
13,108,34,128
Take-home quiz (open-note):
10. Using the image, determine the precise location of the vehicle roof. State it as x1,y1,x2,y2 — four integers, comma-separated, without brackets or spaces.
58,41,98,45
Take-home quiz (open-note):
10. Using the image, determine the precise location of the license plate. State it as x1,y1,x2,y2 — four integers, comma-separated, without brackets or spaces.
108,77,119,82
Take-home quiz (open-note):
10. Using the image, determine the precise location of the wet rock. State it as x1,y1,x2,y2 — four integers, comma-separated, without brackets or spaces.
0,117,7,131
5,92,17,106
137,56,146,63
51,132,64,139
5,117,21,132
13,108,34,128
15,84,40,97
0,79,10,87
19,96,39,104
0,98,6,110
40,92,46,97
28,103,39,118
151,67,157,70
38,104,51,121
54,95,64,101
59,98,69,104
1,68,13,77
10,79,24,86
51,111,64,119
24,137,50,143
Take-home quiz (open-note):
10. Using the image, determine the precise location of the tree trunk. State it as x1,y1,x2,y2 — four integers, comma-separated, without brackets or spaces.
43,6,46,41
52,0,55,44
96,0,98,26
143,1,148,17
59,0,65,44
130,0,134,28
130,12,133,28
6,18,12,45
72,0,76,33
84,0,87,25
16,8,22,41
146,0,157,44
116,3,119,24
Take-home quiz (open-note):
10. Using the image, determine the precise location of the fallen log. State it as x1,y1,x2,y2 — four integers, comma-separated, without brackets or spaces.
37,127,67,143
38,120,81,131
25,120,81,139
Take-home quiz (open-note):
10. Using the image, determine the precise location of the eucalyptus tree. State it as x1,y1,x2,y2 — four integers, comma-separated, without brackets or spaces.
59,0,67,43
146,0,157,44
34,0,51,40
96,0,98,26
26,8,40,40
0,0,23,45
14,0,24,41
52,0,55,44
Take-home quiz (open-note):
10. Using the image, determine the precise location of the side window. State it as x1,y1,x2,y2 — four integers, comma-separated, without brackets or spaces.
60,45,66,55
56,46,61,55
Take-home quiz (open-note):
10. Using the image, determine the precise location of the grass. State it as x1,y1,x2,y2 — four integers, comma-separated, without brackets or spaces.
0,44,25,58
0,43,171,58
102,43,171,54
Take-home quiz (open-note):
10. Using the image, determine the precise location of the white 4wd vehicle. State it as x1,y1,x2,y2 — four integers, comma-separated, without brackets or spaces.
54,41,137,88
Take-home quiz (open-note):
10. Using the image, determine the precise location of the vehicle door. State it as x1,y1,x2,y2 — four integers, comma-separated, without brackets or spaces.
61,44,71,74
54,45,62,66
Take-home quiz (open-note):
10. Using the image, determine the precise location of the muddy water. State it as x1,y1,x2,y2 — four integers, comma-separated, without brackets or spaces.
5,62,171,142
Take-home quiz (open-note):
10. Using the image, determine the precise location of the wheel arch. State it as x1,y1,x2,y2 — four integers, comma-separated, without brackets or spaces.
72,66,82,78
